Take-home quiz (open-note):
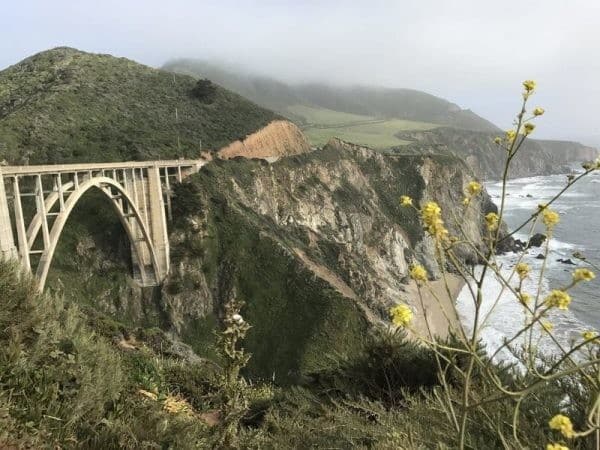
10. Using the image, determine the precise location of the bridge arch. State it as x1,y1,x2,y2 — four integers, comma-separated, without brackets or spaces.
36,177,161,290
0,159,205,290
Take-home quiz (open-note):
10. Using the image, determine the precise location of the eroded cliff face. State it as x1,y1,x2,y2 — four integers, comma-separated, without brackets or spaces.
396,127,578,179
217,120,311,160
536,139,600,166
159,139,494,381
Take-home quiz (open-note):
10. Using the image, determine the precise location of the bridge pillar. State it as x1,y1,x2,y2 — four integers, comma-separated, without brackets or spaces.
0,168,18,261
147,165,170,281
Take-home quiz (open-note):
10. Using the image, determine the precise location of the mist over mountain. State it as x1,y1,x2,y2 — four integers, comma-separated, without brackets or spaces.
164,59,499,133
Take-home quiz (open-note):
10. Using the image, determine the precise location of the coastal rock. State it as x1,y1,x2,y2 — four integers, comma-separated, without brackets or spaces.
527,233,547,248
557,258,576,265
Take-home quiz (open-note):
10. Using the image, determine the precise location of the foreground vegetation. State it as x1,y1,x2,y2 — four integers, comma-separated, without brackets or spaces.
0,252,595,448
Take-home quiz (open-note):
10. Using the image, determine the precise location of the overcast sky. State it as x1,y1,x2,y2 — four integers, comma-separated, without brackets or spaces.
2,0,599,143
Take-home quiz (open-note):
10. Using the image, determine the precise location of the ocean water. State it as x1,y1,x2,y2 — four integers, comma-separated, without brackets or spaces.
457,169,600,361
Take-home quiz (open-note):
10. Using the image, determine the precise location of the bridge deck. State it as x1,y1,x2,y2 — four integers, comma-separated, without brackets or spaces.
1,159,205,176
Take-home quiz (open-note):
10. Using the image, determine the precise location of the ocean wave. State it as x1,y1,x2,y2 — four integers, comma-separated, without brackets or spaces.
457,260,589,363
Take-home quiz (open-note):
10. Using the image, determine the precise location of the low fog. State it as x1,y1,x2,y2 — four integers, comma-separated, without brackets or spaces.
2,0,599,143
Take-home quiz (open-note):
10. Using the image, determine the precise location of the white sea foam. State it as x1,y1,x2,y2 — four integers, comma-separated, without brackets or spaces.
457,256,588,364
457,171,597,363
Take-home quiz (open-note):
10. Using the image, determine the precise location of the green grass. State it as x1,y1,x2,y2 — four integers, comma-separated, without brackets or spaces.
285,104,440,149
302,117,439,149
286,104,376,126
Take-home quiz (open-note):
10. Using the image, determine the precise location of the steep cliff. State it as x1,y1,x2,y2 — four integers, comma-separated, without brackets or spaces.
217,120,311,160
536,139,600,165
396,127,560,179
396,127,599,179
157,139,494,382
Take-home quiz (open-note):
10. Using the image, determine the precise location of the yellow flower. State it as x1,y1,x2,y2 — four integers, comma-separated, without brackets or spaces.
582,330,598,341
542,208,560,229
462,197,470,206
523,79,536,92
523,122,535,135
542,321,554,332
548,414,574,438
544,290,572,310
400,195,413,207
515,262,530,280
493,136,502,145
390,304,413,327
546,444,569,450
410,265,428,283
421,201,448,240
519,292,532,306
573,268,595,282
534,107,545,116
466,181,482,196
485,212,499,231
506,129,517,142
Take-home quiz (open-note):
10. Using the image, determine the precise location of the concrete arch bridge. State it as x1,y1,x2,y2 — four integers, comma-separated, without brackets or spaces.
0,159,205,290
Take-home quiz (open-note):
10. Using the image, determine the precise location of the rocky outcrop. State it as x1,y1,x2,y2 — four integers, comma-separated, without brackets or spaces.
395,128,599,179
536,139,600,165
217,120,311,160
396,127,561,179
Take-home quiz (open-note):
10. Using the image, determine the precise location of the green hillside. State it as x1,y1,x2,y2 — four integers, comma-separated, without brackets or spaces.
163,59,500,141
0,48,278,164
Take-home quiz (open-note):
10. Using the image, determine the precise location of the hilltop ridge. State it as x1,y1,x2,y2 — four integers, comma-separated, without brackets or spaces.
0,47,279,164
163,59,500,132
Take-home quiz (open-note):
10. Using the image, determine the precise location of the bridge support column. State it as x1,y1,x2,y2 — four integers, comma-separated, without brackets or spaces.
147,165,170,281
0,168,17,261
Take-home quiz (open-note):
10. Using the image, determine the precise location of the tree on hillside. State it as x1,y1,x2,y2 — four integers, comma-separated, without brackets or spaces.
191,78,217,103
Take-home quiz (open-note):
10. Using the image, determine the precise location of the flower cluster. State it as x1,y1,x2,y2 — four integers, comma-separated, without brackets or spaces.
573,268,595,282
548,414,575,439
515,262,530,280
523,79,536,93
582,330,599,342
400,195,413,207
410,265,428,283
422,201,448,240
542,321,554,332
523,122,535,135
519,292,532,306
523,79,536,99
390,304,413,327
582,157,600,171
544,290,572,310
546,444,569,450
466,181,482,196
506,129,517,143
484,212,499,231
541,207,560,229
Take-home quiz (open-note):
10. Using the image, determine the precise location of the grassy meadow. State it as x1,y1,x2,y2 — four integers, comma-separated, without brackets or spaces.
286,104,439,149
